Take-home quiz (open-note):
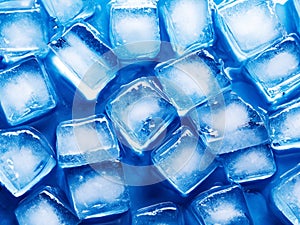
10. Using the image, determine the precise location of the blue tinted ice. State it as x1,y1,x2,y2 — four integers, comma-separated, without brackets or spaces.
155,49,230,115
49,22,118,100
291,0,300,33
245,34,300,103
191,185,252,225
56,114,120,168
222,144,276,183
216,0,284,61
106,77,178,154
109,0,161,60
0,0,36,9
0,127,56,197
65,161,129,220
160,0,214,55
152,126,217,196
132,202,184,225
15,186,79,225
0,57,56,126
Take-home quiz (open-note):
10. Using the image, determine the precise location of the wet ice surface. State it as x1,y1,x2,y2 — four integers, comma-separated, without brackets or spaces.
0,0,36,9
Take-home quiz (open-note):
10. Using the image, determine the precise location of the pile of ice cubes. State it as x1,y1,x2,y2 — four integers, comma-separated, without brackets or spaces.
0,0,299,224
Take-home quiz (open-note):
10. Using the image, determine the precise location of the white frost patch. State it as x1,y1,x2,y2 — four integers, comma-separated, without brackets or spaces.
206,202,243,224
49,0,83,23
281,110,300,139
292,179,300,205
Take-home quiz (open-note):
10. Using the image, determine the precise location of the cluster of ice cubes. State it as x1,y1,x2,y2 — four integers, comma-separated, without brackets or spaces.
0,0,299,224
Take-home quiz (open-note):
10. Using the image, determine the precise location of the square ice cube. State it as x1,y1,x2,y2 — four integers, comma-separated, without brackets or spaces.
216,0,284,61
245,34,300,103
0,127,56,197
160,0,214,55
222,144,276,183
191,185,252,225
15,186,79,225
0,57,56,126
152,126,218,196
155,49,230,115
49,22,118,100
132,202,184,225
0,0,36,9
271,163,300,225
188,91,269,154
109,0,161,60
56,114,120,168
65,161,129,220
106,77,178,154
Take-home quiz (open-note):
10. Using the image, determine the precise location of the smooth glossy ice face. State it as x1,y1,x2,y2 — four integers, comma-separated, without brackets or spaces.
56,114,120,168
0,0,36,9
0,128,56,197
106,77,177,154
160,0,214,55
155,50,230,115
0,58,56,126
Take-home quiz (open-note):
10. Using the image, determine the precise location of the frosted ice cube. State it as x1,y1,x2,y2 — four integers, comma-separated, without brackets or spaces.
0,58,56,126
49,23,118,100
132,202,184,225
106,77,177,154
245,34,300,102
56,114,120,168
0,128,56,197
155,50,230,115
160,0,214,55
216,0,284,60
66,161,129,220
0,0,36,9
15,186,79,225
109,0,161,60
152,126,217,196
222,144,276,183
191,185,252,225
188,91,268,154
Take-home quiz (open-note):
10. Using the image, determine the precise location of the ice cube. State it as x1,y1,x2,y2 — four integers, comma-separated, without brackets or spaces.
109,0,161,60
160,0,214,55
65,161,129,220
188,91,268,154
191,185,252,225
152,126,218,196
56,114,120,168
15,186,79,225
0,127,56,197
290,0,300,33
216,0,284,61
155,49,230,115
49,22,118,100
106,77,178,154
132,202,184,225
222,144,276,183
0,58,56,126
0,0,36,9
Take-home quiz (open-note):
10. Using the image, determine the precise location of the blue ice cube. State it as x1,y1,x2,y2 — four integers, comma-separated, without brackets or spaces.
216,0,285,61
65,161,129,220
0,57,56,126
271,163,300,225
106,77,177,154
188,91,269,154
155,49,230,115
221,144,276,183
0,0,36,9
0,7,49,63
159,0,214,55
56,114,120,168
290,0,300,34
132,202,184,225
0,127,56,197
244,34,300,104
152,126,217,196
109,0,161,60
15,186,79,225
190,185,252,225
49,22,118,100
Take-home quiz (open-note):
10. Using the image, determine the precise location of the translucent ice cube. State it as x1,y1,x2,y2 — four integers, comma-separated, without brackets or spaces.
56,114,120,168
160,0,214,55
0,0,36,9
155,50,230,115
0,127,56,197
49,22,118,100
0,58,56,126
